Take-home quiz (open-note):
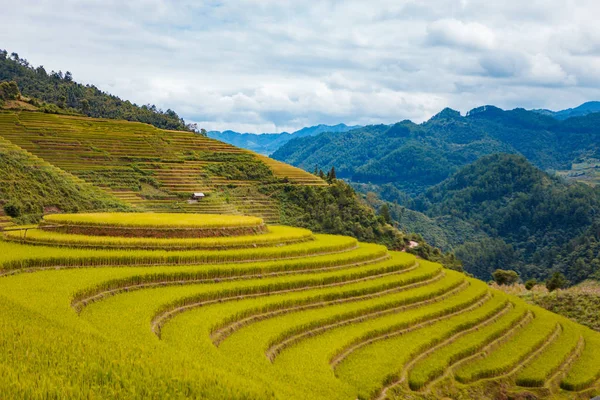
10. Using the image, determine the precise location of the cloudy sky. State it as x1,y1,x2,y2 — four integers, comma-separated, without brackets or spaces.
2,0,600,133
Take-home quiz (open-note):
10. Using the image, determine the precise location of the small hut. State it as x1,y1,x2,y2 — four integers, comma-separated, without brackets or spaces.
189,192,205,204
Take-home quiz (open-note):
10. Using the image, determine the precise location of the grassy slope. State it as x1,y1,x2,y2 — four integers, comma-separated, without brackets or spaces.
0,133,127,222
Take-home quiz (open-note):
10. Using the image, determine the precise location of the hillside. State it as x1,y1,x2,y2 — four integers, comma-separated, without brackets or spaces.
388,154,600,283
1,212,599,399
0,110,432,252
0,130,128,222
0,50,192,131
272,105,600,195
0,111,319,220
208,123,359,155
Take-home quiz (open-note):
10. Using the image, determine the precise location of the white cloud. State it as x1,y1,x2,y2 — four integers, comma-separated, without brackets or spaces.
426,19,496,50
1,0,600,132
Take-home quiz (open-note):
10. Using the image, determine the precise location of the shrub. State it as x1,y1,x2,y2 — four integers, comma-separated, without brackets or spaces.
546,272,568,292
3,202,22,218
525,279,537,290
492,269,519,286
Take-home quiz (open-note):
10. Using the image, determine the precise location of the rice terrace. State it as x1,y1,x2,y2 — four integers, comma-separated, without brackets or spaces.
3,2,600,398
0,210,598,399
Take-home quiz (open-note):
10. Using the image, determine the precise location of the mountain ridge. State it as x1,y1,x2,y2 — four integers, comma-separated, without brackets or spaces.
272,103,600,195
208,123,360,155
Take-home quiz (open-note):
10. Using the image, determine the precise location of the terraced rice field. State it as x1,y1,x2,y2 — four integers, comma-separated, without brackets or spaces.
0,212,598,399
0,111,325,222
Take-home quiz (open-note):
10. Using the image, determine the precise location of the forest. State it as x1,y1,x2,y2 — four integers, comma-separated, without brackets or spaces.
379,154,600,283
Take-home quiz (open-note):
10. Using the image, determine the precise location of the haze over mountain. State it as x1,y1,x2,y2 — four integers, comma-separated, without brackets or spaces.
532,101,600,120
208,124,360,155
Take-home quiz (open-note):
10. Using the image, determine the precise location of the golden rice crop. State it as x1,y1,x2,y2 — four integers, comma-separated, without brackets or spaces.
0,234,359,272
3,225,313,250
44,212,264,228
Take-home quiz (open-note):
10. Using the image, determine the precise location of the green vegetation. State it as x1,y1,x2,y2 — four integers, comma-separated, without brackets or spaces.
561,330,600,391
273,109,600,284
0,135,127,223
204,161,274,181
492,269,520,286
273,105,600,195
508,281,600,332
0,212,598,399
392,154,600,283
515,320,581,387
407,301,528,390
0,233,357,272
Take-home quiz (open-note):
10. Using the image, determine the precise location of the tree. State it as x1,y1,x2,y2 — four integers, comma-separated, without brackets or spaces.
0,81,20,100
199,128,207,137
330,166,336,180
546,272,568,292
380,203,392,224
3,203,22,218
64,71,73,82
525,279,537,290
80,99,90,113
492,269,519,286
58,95,67,108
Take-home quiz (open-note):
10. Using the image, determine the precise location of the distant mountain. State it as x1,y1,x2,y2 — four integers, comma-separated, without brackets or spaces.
391,154,600,283
208,123,360,155
273,105,600,195
532,101,600,120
